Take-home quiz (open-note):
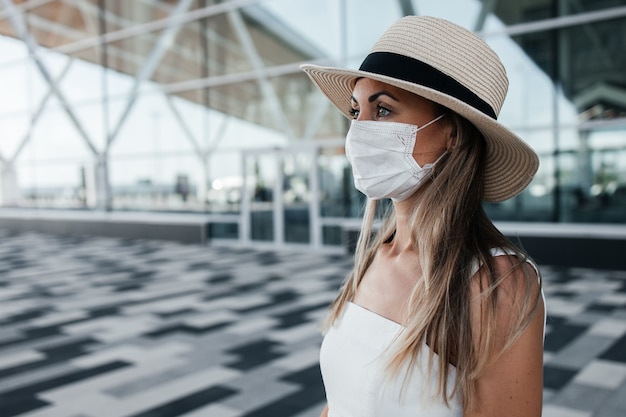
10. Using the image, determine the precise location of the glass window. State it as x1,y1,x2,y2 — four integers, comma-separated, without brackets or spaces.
318,146,363,218
1,0,625,231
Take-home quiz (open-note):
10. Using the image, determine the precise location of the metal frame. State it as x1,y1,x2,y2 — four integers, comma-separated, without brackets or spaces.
105,0,195,150
479,5,626,37
226,8,294,140
9,58,74,163
240,146,283,246
397,0,415,17
1,0,625,237
1,2,623,68
474,0,497,31
0,0,305,212
29,0,264,58
0,0,55,20
240,139,348,249
1,0,99,156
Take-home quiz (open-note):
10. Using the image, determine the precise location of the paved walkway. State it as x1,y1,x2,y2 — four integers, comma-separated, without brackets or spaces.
0,230,625,417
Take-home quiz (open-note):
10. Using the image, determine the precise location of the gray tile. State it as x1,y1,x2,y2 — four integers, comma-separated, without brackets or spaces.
221,366,300,413
0,230,625,417
549,383,612,412
598,377,626,416
574,360,626,389
547,334,616,369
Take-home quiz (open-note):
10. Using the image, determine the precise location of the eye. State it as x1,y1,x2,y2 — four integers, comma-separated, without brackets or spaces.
348,108,359,119
376,105,391,118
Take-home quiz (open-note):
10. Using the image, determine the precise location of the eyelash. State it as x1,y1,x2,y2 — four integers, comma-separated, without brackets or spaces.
377,106,391,117
348,105,391,119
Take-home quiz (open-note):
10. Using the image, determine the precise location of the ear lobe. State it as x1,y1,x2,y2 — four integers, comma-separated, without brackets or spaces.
446,130,457,151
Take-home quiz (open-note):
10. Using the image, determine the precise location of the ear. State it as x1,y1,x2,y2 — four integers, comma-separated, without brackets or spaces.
445,125,457,150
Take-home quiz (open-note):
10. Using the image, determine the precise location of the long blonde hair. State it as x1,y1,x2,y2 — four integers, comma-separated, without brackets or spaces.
322,111,542,410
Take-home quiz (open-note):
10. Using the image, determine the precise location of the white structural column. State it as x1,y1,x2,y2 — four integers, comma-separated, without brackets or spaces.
0,162,20,206
273,150,284,246
308,146,322,248
95,0,193,210
240,151,251,244
94,154,111,211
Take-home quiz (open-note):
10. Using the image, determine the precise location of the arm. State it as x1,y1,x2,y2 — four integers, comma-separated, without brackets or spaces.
319,404,329,417
465,257,545,417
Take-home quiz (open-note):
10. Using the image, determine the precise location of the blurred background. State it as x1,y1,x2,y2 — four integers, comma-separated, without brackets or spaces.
0,0,624,252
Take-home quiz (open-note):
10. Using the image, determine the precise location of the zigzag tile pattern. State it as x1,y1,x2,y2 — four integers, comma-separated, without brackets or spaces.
0,230,625,417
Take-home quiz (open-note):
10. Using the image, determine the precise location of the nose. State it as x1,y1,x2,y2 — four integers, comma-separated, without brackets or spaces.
355,110,372,122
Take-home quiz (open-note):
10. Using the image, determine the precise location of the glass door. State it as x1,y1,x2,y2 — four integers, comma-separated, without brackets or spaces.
282,150,312,244
240,140,348,248
242,150,279,243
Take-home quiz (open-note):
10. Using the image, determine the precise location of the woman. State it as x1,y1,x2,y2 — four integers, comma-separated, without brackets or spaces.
301,16,545,416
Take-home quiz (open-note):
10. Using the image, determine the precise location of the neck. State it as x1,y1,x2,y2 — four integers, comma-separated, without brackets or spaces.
386,182,432,253
388,198,417,253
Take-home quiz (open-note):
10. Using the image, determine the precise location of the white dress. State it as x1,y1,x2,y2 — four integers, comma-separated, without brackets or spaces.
320,301,463,417
319,250,544,417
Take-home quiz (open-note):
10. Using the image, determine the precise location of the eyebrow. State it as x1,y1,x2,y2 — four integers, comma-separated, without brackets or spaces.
350,90,400,104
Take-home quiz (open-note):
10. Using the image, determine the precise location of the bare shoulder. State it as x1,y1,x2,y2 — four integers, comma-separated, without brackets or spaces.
472,254,541,311
470,254,543,347
498,253,539,291
466,254,545,416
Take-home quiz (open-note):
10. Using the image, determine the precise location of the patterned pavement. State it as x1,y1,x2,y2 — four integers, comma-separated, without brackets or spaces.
0,230,625,417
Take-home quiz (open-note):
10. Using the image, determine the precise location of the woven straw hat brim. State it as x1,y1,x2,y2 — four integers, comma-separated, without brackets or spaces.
301,64,539,203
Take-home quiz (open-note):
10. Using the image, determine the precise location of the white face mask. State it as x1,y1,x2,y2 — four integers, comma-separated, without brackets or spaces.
345,115,447,202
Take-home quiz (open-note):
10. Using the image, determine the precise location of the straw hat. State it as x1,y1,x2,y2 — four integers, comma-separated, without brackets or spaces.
301,16,538,203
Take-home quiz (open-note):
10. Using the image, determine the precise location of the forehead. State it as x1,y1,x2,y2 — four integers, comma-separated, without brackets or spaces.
351,78,434,108
352,78,402,95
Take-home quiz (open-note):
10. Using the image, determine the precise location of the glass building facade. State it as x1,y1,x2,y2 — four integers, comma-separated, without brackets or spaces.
0,0,625,247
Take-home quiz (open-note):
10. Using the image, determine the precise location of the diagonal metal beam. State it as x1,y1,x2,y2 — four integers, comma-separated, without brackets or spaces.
570,0,613,69
227,9,295,140
164,94,204,160
106,0,194,150
10,58,74,163
209,114,230,151
0,0,55,20
42,0,262,58
1,0,99,155
73,0,100,36
302,93,331,141
474,0,497,31
165,94,230,160
397,0,415,16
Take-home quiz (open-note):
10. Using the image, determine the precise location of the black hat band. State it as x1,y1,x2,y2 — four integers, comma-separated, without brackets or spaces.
359,51,498,120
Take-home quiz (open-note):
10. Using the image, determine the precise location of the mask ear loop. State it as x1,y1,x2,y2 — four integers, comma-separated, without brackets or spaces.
416,113,447,132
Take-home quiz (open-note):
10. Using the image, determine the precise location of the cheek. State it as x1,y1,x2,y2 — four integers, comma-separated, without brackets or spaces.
412,133,448,166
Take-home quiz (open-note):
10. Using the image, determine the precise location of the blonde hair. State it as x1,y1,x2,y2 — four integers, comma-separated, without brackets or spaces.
322,112,542,411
